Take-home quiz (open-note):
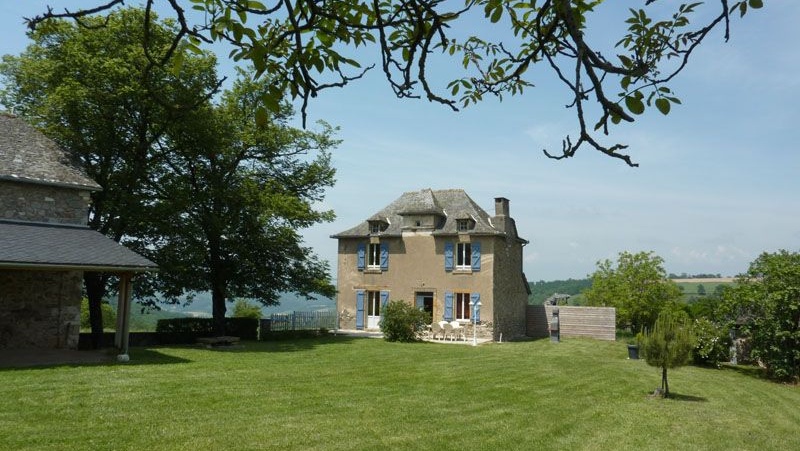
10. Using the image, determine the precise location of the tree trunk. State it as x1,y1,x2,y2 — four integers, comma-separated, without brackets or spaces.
211,282,227,336
662,366,669,397
84,272,108,349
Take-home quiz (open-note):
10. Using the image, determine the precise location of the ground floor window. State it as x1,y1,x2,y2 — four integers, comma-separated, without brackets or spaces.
455,292,471,320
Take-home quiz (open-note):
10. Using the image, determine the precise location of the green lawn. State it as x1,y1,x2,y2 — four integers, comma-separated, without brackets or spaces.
1,337,797,450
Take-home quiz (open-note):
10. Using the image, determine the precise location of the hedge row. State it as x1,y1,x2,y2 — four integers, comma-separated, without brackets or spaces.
155,317,259,343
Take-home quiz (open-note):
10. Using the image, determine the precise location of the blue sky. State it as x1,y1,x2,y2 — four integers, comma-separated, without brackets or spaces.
2,2,798,281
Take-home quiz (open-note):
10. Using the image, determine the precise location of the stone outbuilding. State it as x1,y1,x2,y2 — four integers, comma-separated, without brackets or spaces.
0,113,156,353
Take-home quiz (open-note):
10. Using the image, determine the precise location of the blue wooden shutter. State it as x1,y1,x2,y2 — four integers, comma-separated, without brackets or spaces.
380,243,389,270
444,291,454,321
470,292,481,322
444,242,454,271
380,291,389,316
355,290,365,330
357,243,365,271
471,242,481,271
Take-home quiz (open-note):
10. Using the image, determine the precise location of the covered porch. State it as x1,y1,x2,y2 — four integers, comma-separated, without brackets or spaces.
0,219,157,361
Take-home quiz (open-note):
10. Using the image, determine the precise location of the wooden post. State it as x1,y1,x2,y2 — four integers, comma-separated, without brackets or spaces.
114,273,133,357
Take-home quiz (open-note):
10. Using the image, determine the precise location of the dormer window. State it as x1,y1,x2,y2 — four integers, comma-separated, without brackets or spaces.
457,219,473,232
368,220,387,234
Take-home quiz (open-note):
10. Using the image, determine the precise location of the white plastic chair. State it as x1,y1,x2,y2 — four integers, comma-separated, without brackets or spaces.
450,321,465,341
442,321,453,341
431,321,443,340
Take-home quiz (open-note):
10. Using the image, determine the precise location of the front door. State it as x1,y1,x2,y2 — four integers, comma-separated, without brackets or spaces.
367,291,381,329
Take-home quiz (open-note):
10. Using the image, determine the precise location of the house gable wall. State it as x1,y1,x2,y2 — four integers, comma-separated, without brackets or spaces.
0,180,90,225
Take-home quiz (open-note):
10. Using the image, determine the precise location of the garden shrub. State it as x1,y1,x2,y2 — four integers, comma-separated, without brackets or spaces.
80,298,116,330
379,300,430,342
693,318,731,367
232,299,262,319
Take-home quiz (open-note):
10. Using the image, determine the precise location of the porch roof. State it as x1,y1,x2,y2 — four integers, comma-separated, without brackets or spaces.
0,219,157,272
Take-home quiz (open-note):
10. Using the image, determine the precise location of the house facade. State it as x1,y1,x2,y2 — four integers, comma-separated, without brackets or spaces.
332,189,530,340
0,113,156,351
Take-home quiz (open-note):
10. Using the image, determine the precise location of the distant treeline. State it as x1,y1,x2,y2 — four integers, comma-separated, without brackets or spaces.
528,278,592,305
668,273,722,279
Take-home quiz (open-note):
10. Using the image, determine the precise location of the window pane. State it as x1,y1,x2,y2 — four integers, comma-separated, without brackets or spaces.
368,243,380,267
368,291,379,315
456,243,471,267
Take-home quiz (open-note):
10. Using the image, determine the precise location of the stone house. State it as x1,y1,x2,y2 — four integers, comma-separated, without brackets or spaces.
0,113,156,352
332,188,530,340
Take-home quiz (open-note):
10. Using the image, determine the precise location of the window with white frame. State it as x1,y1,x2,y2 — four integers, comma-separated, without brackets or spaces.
367,291,381,316
455,292,471,320
456,242,471,270
457,219,471,232
367,243,381,269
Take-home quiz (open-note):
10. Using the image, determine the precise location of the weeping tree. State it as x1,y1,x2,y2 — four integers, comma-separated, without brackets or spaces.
641,309,696,397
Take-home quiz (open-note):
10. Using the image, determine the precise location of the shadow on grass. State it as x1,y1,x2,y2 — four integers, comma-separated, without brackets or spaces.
199,335,364,354
0,348,192,372
645,390,708,402
718,363,769,381
667,392,708,402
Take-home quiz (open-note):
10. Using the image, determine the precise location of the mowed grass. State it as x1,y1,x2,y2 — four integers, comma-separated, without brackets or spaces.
1,337,798,450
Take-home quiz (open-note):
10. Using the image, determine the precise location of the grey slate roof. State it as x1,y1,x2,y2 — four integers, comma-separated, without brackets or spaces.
0,113,100,190
332,188,503,238
0,220,157,271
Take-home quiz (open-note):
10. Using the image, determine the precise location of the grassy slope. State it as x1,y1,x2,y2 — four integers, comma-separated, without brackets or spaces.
1,338,797,450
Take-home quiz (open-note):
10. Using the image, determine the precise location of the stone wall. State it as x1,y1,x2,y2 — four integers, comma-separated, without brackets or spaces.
0,270,82,349
0,180,90,225
491,235,528,341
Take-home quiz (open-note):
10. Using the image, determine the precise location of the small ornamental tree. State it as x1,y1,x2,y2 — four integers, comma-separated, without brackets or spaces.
380,300,430,343
641,310,696,398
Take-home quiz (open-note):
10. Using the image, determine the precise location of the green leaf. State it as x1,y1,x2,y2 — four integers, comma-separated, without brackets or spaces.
490,7,503,23
749,0,763,9
625,95,645,115
655,97,670,115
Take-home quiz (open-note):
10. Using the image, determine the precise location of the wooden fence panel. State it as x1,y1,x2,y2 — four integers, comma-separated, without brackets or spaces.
526,305,616,341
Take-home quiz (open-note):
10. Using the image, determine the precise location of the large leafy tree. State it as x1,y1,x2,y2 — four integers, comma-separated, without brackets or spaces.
721,250,800,381
0,8,219,347
25,0,765,166
584,251,682,332
139,74,338,335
